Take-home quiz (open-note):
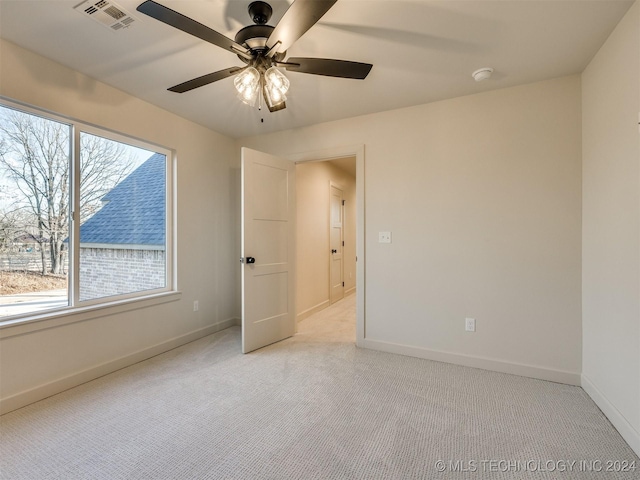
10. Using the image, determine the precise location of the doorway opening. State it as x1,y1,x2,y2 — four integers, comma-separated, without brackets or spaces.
293,153,361,343
240,146,364,353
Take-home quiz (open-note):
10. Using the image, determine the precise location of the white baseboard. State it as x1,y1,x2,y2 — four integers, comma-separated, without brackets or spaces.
296,300,330,323
360,338,581,386
0,318,237,415
582,374,640,457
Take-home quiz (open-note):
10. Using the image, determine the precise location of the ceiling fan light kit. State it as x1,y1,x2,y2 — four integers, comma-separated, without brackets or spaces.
233,65,290,109
136,0,372,114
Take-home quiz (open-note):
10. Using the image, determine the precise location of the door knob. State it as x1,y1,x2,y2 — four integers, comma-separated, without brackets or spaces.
331,249,337,254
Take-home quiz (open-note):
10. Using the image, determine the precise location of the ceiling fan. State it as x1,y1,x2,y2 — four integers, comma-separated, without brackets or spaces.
136,0,373,112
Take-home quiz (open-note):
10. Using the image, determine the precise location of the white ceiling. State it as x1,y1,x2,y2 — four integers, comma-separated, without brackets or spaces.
0,0,633,139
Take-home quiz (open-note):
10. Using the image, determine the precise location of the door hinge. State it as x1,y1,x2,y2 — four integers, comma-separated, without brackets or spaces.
342,200,345,206
342,241,344,246
342,282,345,287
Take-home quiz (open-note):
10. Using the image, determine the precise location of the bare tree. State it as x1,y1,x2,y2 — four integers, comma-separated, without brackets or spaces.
78,133,137,222
0,208,23,253
0,108,134,275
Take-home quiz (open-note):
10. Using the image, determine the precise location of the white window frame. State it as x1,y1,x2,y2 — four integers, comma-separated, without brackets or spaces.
0,97,177,332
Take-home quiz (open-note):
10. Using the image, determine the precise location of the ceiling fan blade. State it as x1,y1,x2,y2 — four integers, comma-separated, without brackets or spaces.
168,67,245,93
266,0,337,56
284,58,372,79
137,1,250,58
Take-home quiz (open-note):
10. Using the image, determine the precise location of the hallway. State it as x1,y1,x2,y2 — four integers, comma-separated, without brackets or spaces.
296,292,356,344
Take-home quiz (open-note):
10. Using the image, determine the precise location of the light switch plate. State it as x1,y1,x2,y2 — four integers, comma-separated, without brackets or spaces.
379,231,391,243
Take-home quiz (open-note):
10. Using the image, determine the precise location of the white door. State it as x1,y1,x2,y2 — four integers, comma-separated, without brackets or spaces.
241,148,296,353
329,184,344,304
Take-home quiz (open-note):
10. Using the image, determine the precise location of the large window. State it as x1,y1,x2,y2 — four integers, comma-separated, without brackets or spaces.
0,101,173,319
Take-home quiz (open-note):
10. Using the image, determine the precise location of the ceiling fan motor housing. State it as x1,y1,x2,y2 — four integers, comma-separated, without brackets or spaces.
235,24,273,51
235,24,286,63
235,1,287,64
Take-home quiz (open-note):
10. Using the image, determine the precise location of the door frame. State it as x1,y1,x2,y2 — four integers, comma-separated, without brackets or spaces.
287,144,366,346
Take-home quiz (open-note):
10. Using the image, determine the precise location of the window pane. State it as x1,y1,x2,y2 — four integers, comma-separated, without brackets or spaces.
0,105,70,317
79,132,166,301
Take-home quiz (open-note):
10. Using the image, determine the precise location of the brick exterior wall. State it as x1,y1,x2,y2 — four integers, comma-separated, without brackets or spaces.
79,247,165,301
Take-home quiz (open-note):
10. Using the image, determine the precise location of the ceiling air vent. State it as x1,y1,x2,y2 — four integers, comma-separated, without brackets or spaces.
74,0,136,32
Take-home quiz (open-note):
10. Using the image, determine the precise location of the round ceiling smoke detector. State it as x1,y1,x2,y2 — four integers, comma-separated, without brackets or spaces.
472,68,494,82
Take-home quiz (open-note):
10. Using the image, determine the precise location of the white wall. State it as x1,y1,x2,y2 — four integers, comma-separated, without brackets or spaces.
581,0,640,455
240,75,583,384
296,160,356,321
0,40,238,413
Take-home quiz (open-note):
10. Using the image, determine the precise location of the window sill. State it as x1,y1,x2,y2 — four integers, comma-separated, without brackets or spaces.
0,291,182,339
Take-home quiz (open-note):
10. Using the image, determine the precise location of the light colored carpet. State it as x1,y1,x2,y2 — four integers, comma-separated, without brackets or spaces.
1,294,638,479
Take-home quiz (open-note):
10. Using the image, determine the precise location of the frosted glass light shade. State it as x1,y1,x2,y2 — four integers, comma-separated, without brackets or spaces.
234,67,260,106
264,67,289,107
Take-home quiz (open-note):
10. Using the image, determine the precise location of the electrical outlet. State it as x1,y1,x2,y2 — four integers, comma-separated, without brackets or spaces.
465,317,476,332
193,300,199,312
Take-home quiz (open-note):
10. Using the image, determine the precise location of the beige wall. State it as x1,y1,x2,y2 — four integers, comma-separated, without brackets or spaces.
0,40,237,412
240,75,583,384
2,9,637,455
581,0,640,455
296,160,356,320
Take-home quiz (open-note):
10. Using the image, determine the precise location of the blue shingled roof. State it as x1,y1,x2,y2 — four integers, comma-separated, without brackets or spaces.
80,153,165,246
